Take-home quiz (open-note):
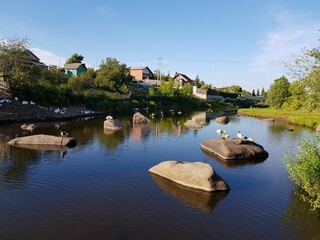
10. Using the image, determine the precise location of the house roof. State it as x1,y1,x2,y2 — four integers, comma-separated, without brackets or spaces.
64,63,86,70
173,73,194,82
130,66,153,74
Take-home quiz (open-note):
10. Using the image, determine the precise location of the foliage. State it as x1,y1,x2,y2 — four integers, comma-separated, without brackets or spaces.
180,83,193,97
284,135,320,210
267,76,290,108
159,79,178,97
94,57,130,92
286,45,320,110
66,53,84,64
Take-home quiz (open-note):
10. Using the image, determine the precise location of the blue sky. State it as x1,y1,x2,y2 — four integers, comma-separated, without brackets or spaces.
1,0,319,91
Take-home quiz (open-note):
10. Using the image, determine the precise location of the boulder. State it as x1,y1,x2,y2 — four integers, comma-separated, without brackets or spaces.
7,134,77,147
149,161,229,192
104,119,123,130
21,123,37,131
133,112,150,124
215,116,230,124
200,138,268,160
184,120,202,129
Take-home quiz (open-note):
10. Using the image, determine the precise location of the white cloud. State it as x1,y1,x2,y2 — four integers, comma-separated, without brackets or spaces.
32,47,66,67
252,9,319,72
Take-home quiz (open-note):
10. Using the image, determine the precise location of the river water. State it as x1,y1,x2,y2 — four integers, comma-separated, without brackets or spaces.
0,111,319,240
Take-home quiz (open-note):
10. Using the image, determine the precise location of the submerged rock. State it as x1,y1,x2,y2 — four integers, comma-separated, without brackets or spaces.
200,138,268,160
7,134,77,147
149,161,229,192
133,112,150,124
184,120,202,130
104,119,123,130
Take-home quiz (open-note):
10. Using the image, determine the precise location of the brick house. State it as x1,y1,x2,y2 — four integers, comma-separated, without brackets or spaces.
129,67,154,81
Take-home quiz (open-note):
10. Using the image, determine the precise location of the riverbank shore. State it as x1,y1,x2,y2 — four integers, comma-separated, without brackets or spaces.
238,108,320,129
0,100,104,125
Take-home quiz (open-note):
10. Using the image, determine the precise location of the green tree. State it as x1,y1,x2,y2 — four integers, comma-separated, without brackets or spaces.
0,38,43,97
267,76,290,108
261,87,267,97
287,45,320,110
229,85,242,94
256,88,260,96
94,57,130,91
180,83,193,97
159,79,177,97
66,53,84,64
282,80,307,110
252,89,256,96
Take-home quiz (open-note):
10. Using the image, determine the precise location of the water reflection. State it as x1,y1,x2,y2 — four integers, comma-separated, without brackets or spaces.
282,188,320,239
150,173,228,213
202,150,268,168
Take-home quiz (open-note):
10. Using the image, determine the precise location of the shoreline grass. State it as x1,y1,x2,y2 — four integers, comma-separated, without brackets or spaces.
238,108,320,129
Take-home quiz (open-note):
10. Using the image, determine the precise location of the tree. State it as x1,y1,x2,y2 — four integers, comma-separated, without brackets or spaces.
180,83,193,97
256,88,260,96
0,38,41,96
94,57,130,91
159,79,177,97
261,87,267,97
66,53,84,64
287,45,320,109
252,89,256,96
267,76,290,108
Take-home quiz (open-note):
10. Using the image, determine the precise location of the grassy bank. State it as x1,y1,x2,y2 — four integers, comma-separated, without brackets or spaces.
238,108,320,129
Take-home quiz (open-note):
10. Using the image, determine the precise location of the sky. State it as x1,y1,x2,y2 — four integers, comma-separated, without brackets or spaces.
0,0,319,91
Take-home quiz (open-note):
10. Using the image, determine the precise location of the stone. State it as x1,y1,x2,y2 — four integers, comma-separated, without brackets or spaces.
7,134,77,147
133,112,150,124
103,119,123,130
215,116,230,124
149,161,229,192
200,138,268,160
184,120,202,129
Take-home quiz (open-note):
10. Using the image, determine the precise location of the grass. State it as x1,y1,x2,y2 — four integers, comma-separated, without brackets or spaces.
238,108,320,129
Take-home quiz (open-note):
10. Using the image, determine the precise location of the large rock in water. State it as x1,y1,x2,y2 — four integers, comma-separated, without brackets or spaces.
215,116,230,124
104,119,123,130
133,112,150,124
7,134,77,147
201,138,268,160
149,161,229,192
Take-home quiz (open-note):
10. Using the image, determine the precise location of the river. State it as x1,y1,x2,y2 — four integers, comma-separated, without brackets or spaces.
0,111,319,240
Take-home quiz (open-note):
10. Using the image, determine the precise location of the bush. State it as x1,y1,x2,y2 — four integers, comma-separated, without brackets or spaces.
284,135,320,210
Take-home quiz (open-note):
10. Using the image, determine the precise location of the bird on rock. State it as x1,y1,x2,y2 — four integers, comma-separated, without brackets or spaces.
237,131,254,141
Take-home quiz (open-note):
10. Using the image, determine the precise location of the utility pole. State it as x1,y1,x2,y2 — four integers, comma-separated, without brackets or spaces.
157,58,162,85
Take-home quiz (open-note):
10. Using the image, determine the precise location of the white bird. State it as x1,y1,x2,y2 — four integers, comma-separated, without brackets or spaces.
60,131,68,145
237,131,254,141
216,129,223,135
60,131,68,137
106,115,113,120
221,130,230,139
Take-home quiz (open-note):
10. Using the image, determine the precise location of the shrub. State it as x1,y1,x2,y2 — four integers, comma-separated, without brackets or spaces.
284,135,320,210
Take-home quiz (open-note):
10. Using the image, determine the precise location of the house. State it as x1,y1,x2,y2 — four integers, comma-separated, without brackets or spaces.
130,67,154,81
0,50,47,97
26,50,48,68
173,73,194,88
64,63,87,77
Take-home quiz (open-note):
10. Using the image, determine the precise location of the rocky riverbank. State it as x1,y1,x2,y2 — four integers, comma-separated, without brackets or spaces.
0,99,103,125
